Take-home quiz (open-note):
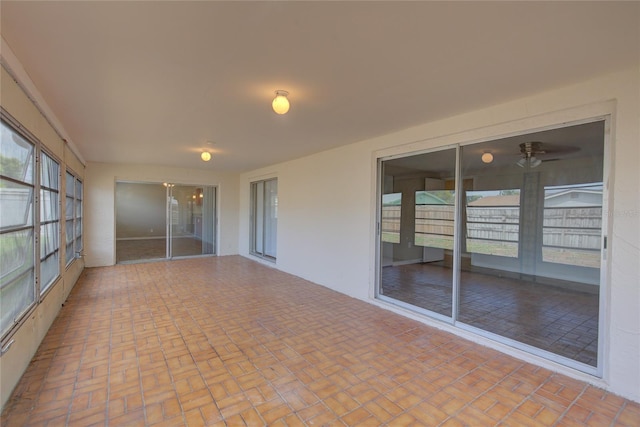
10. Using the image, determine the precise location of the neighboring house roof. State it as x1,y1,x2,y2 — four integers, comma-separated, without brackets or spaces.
382,194,402,206
544,189,603,208
383,191,449,206
468,194,520,207
415,192,448,205
386,189,603,208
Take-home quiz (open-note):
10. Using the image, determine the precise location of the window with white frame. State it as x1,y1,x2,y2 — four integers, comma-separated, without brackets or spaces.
65,171,83,265
40,152,60,293
1,118,36,337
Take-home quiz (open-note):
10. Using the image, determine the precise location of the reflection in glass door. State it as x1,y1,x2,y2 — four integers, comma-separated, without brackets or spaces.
378,148,457,318
169,185,216,258
377,119,607,374
115,182,216,263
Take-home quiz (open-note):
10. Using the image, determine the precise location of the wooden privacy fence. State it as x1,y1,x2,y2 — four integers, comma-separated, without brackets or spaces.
381,204,602,252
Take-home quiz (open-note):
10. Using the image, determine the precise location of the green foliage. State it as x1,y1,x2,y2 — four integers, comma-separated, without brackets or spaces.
0,155,24,184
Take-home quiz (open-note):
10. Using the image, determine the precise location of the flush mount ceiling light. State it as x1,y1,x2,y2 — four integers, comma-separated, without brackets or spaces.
200,140,214,162
481,152,494,163
272,90,290,115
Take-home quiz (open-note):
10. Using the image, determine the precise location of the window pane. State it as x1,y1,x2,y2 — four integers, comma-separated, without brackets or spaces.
542,183,602,268
0,180,33,228
40,251,59,293
381,193,401,243
1,267,35,337
65,219,74,245
415,190,455,250
465,189,520,258
0,121,34,184
40,190,59,222
75,180,82,200
66,172,74,196
75,220,83,251
65,241,74,265
40,222,59,257
0,229,34,282
40,153,59,189
0,228,35,335
66,195,74,220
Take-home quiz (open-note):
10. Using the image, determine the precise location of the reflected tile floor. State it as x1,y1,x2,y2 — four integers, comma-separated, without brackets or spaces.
381,263,599,366
116,237,205,263
2,256,638,426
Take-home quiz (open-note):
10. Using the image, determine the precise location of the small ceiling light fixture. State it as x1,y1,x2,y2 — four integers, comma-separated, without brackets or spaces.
272,90,290,115
201,152,212,162
481,152,494,163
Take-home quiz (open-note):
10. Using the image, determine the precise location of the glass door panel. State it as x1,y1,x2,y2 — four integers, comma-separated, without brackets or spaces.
263,179,278,259
116,182,216,263
115,182,167,263
379,149,456,318
250,179,277,260
169,185,216,258
457,121,605,368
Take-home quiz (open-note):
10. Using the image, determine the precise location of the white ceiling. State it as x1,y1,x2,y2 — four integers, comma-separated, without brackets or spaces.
1,1,638,172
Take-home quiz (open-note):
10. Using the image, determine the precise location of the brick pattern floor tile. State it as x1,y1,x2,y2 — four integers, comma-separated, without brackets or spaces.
2,256,638,426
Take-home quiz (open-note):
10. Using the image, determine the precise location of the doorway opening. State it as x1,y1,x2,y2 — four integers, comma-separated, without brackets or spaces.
115,182,217,263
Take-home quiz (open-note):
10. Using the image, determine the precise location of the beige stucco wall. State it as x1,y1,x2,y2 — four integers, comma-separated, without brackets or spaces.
1,65,86,409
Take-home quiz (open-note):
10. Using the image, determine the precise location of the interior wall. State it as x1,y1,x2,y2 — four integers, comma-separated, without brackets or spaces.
392,176,424,263
0,65,86,409
115,182,167,239
84,162,240,267
239,66,640,402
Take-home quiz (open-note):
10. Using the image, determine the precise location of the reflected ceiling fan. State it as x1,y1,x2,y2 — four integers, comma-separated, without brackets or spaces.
517,141,544,168
515,141,578,168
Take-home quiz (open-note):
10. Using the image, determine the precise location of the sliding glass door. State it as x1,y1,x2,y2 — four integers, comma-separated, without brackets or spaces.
250,178,277,260
377,119,607,374
169,185,216,258
380,149,457,319
115,182,216,263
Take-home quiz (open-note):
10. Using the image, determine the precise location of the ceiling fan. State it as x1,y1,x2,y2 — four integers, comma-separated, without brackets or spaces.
515,141,580,168
516,141,544,168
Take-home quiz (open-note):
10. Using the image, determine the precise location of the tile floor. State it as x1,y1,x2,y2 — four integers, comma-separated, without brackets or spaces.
381,263,599,366
2,256,638,426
